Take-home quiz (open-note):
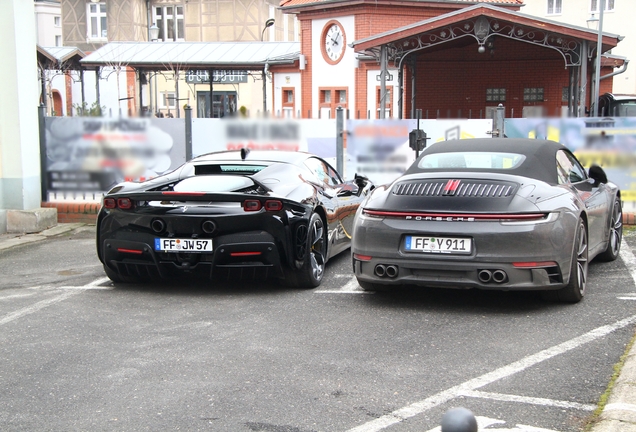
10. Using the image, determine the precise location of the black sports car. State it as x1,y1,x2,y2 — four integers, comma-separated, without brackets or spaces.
97,149,373,287
351,138,623,302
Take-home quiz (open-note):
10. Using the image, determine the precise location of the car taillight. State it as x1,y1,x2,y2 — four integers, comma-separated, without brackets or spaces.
103,197,134,210
243,200,262,212
117,198,133,210
103,198,117,209
244,200,284,212
264,200,283,211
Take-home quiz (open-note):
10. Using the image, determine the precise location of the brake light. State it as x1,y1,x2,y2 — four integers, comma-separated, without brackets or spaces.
353,254,373,261
230,252,262,257
265,200,283,211
117,198,133,210
513,261,557,268
103,198,117,209
243,200,262,212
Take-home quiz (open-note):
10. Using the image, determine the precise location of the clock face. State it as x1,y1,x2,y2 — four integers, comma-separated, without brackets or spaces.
322,21,346,64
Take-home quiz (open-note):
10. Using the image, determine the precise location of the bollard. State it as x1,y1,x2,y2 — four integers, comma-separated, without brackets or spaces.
441,407,478,432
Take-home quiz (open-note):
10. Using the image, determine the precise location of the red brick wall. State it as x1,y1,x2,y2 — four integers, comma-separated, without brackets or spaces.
300,18,313,119
404,38,574,118
42,202,100,224
65,73,74,116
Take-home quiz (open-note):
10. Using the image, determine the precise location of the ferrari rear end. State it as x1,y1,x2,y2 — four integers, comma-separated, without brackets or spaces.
97,184,311,283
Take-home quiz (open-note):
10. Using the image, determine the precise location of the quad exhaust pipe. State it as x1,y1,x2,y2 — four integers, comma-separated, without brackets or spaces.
478,269,508,284
374,264,398,278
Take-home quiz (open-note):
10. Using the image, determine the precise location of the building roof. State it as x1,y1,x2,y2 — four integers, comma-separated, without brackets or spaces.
280,0,523,10
80,41,300,70
37,45,85,69
351,3,622,60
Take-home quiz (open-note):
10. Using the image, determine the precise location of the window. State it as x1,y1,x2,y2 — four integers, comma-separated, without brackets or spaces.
547,0,562,14
153,5,185,41
418,152,525,170
556,150,587,184
591,0,614,12
523,88,544,102
305,158,342,186
87,2,107,40
161,92,176,109
54,16,61,27
486,88,506,102
319,87,347,118
55,35,62,47
282,87,295,118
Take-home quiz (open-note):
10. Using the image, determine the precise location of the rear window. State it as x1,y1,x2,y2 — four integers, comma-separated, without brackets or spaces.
418,152,526,170
194,164,266,175
174,176,255,193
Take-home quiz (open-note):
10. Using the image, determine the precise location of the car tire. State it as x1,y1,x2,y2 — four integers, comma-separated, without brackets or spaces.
286,213,327,288
596,197,623,262
544,218,588,303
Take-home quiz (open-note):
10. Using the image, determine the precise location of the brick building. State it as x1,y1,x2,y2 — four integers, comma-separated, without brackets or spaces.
280,0,624,119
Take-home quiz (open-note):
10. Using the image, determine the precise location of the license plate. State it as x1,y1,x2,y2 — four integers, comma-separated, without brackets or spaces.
154,238,213,253
405,236,472,254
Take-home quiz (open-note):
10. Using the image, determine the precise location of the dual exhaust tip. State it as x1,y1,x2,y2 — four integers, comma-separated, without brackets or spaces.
374,264,398,278
150,219,217,234
478,269,508,284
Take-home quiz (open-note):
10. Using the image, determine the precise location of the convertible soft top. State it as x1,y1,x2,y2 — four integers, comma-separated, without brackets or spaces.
408,138,569,185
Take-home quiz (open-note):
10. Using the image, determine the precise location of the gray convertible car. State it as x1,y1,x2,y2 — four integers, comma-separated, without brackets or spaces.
351,138,623,302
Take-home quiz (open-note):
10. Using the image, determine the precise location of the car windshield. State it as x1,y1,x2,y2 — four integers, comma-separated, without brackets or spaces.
617,101,636,116
418,152,526,170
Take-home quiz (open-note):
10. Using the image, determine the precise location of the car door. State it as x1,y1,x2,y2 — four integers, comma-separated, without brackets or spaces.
304,157,353,254
556,150,610,252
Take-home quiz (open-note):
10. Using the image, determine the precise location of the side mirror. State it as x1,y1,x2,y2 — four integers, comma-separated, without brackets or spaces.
588,164,608,186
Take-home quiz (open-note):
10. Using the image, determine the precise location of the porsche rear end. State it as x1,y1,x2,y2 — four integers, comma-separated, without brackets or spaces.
352,177,577,291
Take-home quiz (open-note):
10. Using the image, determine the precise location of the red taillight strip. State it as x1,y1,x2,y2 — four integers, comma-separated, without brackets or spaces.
513,261,558,268
230,252,262,257
362,209,547,221
353,254,373,261
117,248,143,255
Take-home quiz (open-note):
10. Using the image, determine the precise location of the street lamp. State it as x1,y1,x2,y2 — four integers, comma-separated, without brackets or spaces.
149,23,160,42
587,1,605,117
261,18,275,41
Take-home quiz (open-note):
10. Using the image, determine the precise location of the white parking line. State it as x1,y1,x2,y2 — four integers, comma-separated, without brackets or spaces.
619,240,636,286
317,277,372,294
459,390,596,411
0,292,39,301
346,314,636,432
0,277,111,326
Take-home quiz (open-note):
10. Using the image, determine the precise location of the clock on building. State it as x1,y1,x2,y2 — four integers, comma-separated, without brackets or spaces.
321,20,346,65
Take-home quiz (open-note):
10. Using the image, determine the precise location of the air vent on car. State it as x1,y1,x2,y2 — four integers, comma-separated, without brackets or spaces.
392,180,517,198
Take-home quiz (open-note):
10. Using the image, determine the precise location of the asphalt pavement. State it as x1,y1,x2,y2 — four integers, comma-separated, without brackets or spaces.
1,223,635,432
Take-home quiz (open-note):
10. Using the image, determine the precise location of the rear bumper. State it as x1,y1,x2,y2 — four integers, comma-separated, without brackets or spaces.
102,230,285,281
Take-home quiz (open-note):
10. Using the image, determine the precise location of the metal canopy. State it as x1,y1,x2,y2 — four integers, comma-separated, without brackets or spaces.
80,41,301,70
37,45,86,70
351,4,622,68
